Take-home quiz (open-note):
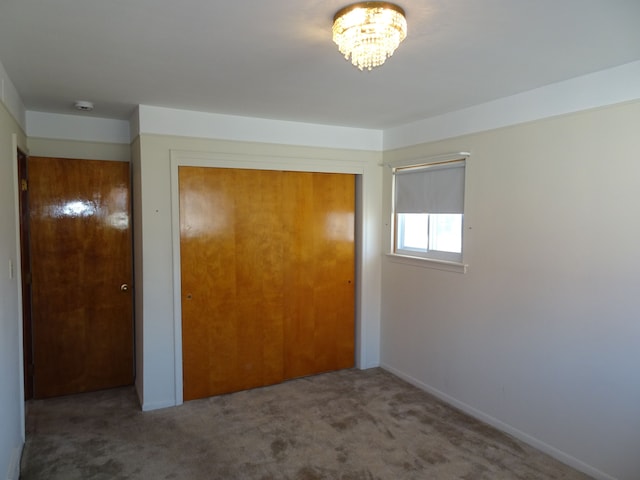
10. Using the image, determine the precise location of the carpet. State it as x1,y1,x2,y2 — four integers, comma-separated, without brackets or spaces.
20,368,591,479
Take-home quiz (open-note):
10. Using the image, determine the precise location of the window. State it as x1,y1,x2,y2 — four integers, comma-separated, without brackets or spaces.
393,158,466,263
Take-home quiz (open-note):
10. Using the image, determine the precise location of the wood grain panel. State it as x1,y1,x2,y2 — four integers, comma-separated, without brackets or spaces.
281,172,316,378
29,157,133,398
180,168,286,399
283,172,355,378
180,167,355,400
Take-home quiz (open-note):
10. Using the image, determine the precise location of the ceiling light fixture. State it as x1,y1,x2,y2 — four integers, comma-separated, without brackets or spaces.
332,2,407,71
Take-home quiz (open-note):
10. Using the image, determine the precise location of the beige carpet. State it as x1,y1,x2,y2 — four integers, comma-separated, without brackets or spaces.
21,368,591,479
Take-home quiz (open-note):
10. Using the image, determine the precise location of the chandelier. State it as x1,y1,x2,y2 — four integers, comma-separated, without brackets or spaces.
332,2,407,71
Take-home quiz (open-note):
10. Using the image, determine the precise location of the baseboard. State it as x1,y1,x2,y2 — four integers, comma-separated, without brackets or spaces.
6,444,22,480
357,362,380,370
134,381,178,412
380,364,617,480
141,399,177,412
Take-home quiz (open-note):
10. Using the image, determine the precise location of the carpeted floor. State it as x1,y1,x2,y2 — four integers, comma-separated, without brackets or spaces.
21,368,591,479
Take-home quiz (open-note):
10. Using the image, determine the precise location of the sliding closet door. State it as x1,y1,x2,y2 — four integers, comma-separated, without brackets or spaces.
282,172,355,379
180,167,355,401
180,168,285,400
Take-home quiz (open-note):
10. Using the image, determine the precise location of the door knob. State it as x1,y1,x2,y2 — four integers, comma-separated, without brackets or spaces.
120,284,129,291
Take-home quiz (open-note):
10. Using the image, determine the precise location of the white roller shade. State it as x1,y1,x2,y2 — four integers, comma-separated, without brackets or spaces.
395,160,465,214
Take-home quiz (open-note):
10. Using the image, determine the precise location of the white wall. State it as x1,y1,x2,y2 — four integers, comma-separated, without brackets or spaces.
25,111,131,162
380,100,640,480
384,60,640,150
0,62,25,131
0,95,27,479
137,105,382,151
26,111,130,144
26,137,130,162
134,132,383,410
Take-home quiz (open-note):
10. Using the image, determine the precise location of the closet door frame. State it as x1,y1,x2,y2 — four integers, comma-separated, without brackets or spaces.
170,150,373,405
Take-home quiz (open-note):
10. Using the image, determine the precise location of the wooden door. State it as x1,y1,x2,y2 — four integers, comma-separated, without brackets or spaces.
180,167,355,401
180,168,286,400
29,157,134,398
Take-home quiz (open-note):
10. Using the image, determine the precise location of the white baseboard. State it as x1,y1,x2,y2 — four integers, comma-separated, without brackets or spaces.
358,362,381,370
135,381,178,411
380,364,617,480
6,445,22,480
141,399,177,412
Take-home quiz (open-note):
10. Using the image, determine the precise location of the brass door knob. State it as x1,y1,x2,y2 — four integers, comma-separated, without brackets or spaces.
120,284,129,291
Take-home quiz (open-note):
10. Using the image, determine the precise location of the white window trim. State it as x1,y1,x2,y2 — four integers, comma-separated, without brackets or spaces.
387,151,470,170
385,253,468,273
387,151,470,274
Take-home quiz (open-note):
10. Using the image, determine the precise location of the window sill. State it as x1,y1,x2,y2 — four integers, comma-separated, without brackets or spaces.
385,253,468,274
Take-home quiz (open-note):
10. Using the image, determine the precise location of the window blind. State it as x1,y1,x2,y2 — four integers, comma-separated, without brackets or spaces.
394,160,465,214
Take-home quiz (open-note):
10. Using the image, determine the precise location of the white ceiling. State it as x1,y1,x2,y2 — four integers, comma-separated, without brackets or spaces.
1,0,639,129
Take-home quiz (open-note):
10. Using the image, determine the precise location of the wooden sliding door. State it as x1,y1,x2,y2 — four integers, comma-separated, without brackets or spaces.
281,172,355,379
180,167,355,401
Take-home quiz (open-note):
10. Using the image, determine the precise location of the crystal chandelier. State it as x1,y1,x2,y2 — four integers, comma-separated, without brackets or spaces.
332,2,407,71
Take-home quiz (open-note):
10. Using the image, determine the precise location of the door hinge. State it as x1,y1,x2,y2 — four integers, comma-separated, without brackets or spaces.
27,363,35,377
25,272,32,285
21,179,27,192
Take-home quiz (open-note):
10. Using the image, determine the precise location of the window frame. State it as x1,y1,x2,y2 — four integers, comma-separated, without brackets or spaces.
395,213,464,262
389,152,470,273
